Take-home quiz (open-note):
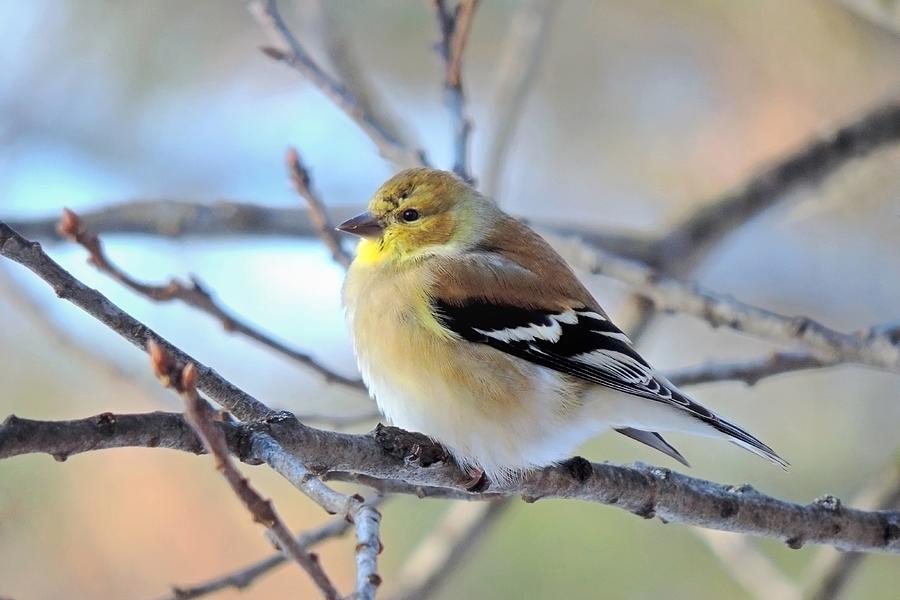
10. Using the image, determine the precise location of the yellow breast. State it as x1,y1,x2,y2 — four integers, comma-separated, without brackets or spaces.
342,257,533,425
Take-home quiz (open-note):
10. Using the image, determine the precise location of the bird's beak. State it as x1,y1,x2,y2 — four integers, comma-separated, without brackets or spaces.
335,212,383,239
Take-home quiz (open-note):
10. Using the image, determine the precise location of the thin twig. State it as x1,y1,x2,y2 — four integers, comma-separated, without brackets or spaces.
666,351,835,387
553,235,900,372
57,208,364,390
148,344,340,600
432,0,480,183
285,147,353,269
667,326,898,387
1,221,272,421
162,497,388,600
657,99,900,275
807,461,900,600
251,430,383,599
311,0,415,155
482,0,557,199
247,0,427,169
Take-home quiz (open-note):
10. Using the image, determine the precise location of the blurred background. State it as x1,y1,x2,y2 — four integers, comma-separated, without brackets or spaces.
1,1,899,598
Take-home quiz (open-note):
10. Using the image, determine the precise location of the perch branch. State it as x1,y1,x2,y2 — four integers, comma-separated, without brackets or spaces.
6,213,900,575
150,352,340,600
3,412,900,554
247,0,427,169
57,208,363,390
153,342,382,600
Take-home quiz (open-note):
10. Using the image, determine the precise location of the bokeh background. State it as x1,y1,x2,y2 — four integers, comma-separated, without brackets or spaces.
2,1,900,598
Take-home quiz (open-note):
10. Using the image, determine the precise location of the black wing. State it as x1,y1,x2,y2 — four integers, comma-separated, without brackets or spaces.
432,298,787,468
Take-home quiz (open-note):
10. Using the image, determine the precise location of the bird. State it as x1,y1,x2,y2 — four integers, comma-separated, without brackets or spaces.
337,168,787,486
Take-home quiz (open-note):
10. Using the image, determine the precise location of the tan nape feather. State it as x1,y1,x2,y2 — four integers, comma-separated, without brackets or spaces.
431,213,606,315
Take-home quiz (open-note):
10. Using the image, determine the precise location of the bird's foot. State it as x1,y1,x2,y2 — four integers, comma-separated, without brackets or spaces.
372,423,449,467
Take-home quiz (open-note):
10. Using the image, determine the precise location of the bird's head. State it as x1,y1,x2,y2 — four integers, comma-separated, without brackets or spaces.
337,168,490,265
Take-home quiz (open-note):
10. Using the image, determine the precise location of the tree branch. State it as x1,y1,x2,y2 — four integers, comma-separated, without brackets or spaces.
1,220,272,421
554,236,900,372
247,0,427,169
161,513,355,600
432,0,480,183
666,351,835,387
808,462,900,600
57,209,363,389
151,341,382,600
4,411,900,555
151,353,340,600
5,201,658,264
285,147,353,269
657,99,900,274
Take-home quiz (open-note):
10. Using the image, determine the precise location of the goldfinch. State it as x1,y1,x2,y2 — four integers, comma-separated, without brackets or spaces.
338,168,787,484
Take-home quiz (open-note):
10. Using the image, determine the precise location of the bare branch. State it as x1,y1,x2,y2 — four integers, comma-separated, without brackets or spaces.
57,209,363,390
554,236,900,372
353,503,384,600
666,351,835,387
6,218,900,559
808,462,900,600
247,0,427,169
1,220,272,421
253,423,384,599
7,201,658,264
432,0,480,183
4,412,900,555
482,0,557,199
667,326,900,387
285,147,353,269
153,341,383,599
389,499,512,600
311,0,418,158
6,100,895,269
658,99,900,275
161,514,352,600
153,355,341,600
6,200,362,241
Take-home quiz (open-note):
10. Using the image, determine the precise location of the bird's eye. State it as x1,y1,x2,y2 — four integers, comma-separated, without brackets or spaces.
401,209,420,223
